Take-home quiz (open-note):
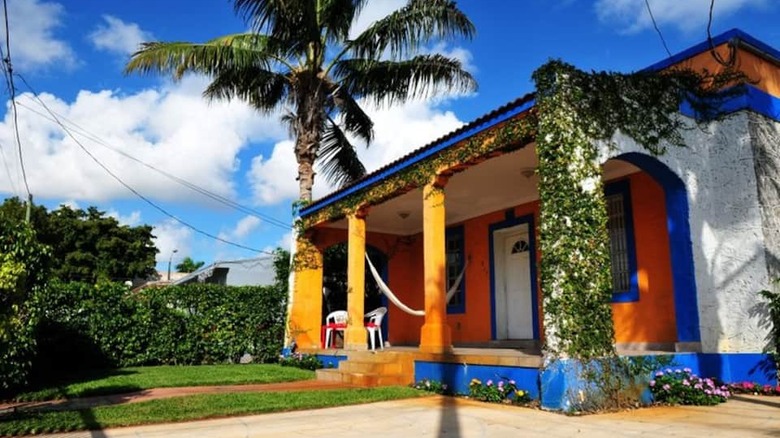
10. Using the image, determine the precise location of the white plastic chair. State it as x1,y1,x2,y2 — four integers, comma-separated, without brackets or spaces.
324,310,348,349
364,307,387,350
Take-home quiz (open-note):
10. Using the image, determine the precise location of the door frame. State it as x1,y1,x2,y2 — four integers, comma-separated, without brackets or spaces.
489,212,539,340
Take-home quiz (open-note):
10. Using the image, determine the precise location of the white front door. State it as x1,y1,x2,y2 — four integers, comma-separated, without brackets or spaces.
494,224,534,339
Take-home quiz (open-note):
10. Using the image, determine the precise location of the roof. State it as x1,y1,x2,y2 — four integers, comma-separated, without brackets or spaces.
299,28,779,219
171,256,276,286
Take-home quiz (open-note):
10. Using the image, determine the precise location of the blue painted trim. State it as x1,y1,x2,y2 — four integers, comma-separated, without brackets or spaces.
680,84,780,121
446,225,466,314
488,214,539,340
614,153,700,342
299,98,536,217
604,180,640,303
414,361,541,400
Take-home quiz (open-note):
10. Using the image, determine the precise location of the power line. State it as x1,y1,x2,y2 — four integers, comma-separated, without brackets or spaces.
14,91,292,231
644,0,672,58
707,0,736,67
16,74,275,256
0,139,18,196
1,0,30,198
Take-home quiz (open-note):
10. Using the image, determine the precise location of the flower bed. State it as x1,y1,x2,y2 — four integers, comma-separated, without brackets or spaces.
728,381,780,396
278,353,324,370
468,378,531,404
650,368,730,406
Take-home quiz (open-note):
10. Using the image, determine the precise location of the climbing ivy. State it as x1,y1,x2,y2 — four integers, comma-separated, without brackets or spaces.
532,60,746,360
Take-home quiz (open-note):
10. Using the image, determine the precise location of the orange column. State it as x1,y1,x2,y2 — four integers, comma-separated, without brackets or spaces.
420,176,452,353
288,233,323,349
344,211,368,350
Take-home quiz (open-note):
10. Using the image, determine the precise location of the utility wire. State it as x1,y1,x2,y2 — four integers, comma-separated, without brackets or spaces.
707,0,736,67
16,74,274,256
2,0,30,198
0,45,19,196
15,98,292,230
644,0,672,58
14,87,291,231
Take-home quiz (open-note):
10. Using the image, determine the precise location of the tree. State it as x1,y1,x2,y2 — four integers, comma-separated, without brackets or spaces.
125,0,476,202
176,256,205,273
0,198,158,283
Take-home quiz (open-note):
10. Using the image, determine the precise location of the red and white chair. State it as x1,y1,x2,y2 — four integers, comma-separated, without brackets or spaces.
364,307,387,350
323,310,348,349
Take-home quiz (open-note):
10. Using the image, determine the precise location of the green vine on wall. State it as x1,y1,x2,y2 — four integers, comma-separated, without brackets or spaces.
533,60,746,360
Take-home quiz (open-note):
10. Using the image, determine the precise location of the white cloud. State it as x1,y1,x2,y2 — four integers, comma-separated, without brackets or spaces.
107,209,141,226
350,0,406,38
152,219,192,264
595,0,767,34
248,98,464,205
89,15,153,56
0,75,287,202
219,215,262,241
1,0,76,71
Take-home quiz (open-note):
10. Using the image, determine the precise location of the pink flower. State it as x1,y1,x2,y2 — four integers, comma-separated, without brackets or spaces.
682,380,690,386
663,384,671,391
656,371,664,377
509,380,516,385
649,380,656,387
487,380,493,387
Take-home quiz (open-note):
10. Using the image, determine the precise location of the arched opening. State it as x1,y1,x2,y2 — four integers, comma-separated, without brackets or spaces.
609,152,701,344
321,243,389,347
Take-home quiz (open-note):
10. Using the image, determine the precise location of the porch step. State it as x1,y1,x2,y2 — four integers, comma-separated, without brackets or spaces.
316,350,415,387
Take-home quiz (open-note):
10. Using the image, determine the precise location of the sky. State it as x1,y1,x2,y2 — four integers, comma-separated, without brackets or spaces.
0,0,778,272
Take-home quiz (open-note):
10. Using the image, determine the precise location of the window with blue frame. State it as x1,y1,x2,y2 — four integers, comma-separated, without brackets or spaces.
604,180,639,302
446,226,465,313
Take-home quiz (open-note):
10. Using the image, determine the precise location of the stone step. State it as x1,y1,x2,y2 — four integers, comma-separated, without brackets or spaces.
345,350,403,362
346,372,412,387
338,360,403,375
315,368,345,383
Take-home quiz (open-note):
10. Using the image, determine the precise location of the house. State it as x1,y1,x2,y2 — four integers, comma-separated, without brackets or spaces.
173,257,276,287
286,29,780,409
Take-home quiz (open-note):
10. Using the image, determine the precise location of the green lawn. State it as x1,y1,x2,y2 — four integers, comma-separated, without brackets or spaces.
12,364,315,402
0,387,426,436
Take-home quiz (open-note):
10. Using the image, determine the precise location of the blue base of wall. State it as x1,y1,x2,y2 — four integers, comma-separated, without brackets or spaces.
540,353,778,411
316,354,347,369
412,353,777,411
414,361,540,400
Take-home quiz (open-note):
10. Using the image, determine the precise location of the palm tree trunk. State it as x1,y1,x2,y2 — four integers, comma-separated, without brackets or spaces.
294,77,326,203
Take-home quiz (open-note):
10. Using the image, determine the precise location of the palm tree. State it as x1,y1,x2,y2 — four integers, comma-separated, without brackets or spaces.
125,0,476,203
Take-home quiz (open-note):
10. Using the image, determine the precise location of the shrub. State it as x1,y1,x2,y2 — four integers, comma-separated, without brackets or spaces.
412,379,450,395
468,378,531,404
278,353,323,370
650,368,730,406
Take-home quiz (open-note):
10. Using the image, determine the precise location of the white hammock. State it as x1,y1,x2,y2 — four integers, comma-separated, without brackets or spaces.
365,254,467,317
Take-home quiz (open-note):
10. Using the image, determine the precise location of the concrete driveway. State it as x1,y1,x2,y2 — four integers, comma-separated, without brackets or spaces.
41,394,780,437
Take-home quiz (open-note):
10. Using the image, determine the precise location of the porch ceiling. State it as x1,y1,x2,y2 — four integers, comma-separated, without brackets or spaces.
322,145,640,236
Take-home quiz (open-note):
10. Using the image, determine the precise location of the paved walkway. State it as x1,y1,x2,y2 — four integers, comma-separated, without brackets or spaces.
0,380,352,414
36,394,780,437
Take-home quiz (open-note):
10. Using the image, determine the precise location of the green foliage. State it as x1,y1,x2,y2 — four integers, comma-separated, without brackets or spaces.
0,215,50,390
0,198,158,283
28,281,288,385
759,286,780,358
468,378,530,404
650,368,730,406
412,378,450,395
278,353,324,370
0,387,424,436
175,256,205,273
571,355,673,412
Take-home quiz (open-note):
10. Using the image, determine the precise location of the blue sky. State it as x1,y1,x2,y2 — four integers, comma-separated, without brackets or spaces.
1,0,778,271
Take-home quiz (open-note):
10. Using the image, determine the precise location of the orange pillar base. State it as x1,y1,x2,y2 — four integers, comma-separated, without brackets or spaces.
419,323,452,353
344,326,368,351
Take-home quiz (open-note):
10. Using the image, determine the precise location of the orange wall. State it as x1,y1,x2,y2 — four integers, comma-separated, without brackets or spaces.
674,43,780,98
314,170,678,345
611,172,677,343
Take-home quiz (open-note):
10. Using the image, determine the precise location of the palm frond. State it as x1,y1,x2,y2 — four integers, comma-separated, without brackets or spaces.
124,34,286,79
319,0,368,42
349,0,475,60
335,54,476,106
319,118,367,187
204,67,291,113
233,0,316,51
330,87,373,144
